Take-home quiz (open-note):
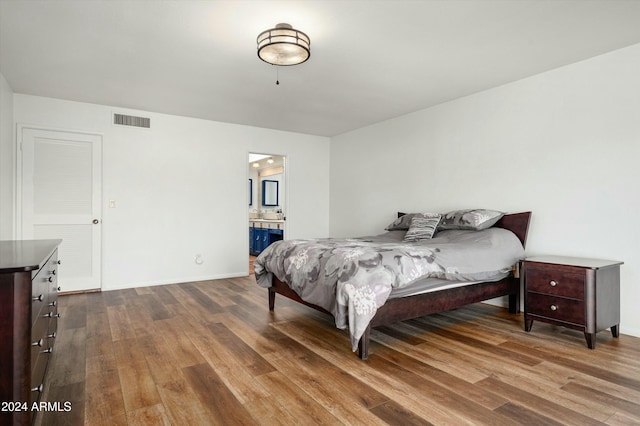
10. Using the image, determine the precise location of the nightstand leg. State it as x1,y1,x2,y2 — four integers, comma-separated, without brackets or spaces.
584,333,596,349
524,319,533,332
611,324,620,338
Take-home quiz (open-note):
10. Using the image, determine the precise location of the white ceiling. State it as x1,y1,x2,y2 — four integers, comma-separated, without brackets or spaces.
2,0,640,137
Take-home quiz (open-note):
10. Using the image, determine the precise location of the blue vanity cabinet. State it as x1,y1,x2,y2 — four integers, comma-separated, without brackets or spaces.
269,229,283,246
250,227,260,255
250,222,284,255
261,228,269,252
251,227,268,255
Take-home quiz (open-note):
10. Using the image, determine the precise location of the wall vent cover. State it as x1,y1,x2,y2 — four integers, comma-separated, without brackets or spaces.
113,113,150,128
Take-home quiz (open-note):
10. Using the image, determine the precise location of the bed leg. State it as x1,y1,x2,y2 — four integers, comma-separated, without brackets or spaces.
357,326,371,360
508,277,520,314
508,293,520,314
268,288,275,311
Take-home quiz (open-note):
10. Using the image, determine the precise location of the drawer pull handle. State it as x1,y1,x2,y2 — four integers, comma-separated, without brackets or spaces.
51,269,56,275
57,260,62,265
32,338,44,347
32,384,44,393
48,276,54,282
41,347,53,354
549,280,558,287
48,332,57,339
48,300,57,307
550,304,558,311
33,294,44,302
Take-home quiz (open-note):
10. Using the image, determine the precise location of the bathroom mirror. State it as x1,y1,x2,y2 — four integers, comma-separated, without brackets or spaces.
262,180,279,206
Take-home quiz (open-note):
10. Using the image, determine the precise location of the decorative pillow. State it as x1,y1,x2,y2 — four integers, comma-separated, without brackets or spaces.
438,209,504,231
385,212,439,231
403,215,442,242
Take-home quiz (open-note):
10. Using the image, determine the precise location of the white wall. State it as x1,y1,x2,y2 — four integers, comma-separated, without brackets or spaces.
330,43,640,337
0,72,14,239
14,95,330,290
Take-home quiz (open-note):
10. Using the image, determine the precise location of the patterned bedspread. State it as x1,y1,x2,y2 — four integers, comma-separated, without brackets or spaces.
254,228,524,351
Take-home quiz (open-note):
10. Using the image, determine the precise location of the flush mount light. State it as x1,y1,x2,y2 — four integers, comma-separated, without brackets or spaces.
257,23,310,66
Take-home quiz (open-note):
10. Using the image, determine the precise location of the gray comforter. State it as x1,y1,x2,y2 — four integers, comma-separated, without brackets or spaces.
254,228,524,351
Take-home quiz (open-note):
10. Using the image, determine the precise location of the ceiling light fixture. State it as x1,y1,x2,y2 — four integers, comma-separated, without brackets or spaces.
257,23,310,66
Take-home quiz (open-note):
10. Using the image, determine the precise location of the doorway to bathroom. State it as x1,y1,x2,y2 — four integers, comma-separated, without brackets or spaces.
248,152,286,274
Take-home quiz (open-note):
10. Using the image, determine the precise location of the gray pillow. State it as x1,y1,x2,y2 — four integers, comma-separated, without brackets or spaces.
385,212,439,231
438,209,504,231
403,215,442,242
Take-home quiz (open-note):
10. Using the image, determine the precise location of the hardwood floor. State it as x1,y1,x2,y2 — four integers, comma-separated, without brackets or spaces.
36,275,640,425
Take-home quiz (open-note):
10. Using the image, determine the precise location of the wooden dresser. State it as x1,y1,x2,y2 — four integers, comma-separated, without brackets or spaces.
522,255,622,349
0,239,61,425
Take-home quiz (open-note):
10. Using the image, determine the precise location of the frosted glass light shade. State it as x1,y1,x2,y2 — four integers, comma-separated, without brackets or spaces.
257,23,310,66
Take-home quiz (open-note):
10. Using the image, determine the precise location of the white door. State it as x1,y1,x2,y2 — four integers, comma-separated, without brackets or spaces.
18,126,102,292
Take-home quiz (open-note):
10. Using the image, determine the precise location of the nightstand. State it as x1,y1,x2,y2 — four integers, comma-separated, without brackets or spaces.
522,256,623,349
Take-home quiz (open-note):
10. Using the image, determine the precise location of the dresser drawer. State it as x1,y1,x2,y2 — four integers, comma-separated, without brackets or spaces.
44,253,58,293
30,349,49,395
31,315,54,396
48,301,58,345
526,268,584,299
31,314,51,370
31,275,49,325
31,255,58,324
527,293,585,326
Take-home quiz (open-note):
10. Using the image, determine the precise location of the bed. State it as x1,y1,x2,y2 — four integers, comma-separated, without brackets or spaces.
255,211,531,359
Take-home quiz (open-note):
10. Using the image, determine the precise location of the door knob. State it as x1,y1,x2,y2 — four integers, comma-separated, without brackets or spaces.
93,219,100,224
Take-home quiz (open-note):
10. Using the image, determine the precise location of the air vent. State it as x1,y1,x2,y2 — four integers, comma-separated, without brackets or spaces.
113,113,150,128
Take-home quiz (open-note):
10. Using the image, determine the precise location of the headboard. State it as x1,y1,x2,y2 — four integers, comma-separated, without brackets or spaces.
397,211,532,248
494,212,532,248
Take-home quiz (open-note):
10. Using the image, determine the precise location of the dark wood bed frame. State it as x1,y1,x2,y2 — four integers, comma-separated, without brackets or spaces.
267,211,532,359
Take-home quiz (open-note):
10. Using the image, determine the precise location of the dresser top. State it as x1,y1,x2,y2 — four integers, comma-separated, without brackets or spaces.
524,255,623,269
0,240,61,273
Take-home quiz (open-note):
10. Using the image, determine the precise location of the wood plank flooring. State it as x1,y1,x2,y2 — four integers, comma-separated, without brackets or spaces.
36,275,640,425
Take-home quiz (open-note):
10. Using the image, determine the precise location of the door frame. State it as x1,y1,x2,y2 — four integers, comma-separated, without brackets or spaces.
16,123,104,290
247,151,288,256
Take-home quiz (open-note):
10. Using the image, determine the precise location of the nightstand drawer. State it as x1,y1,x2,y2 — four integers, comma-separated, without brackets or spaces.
526,268,584,299
526,293,585,326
